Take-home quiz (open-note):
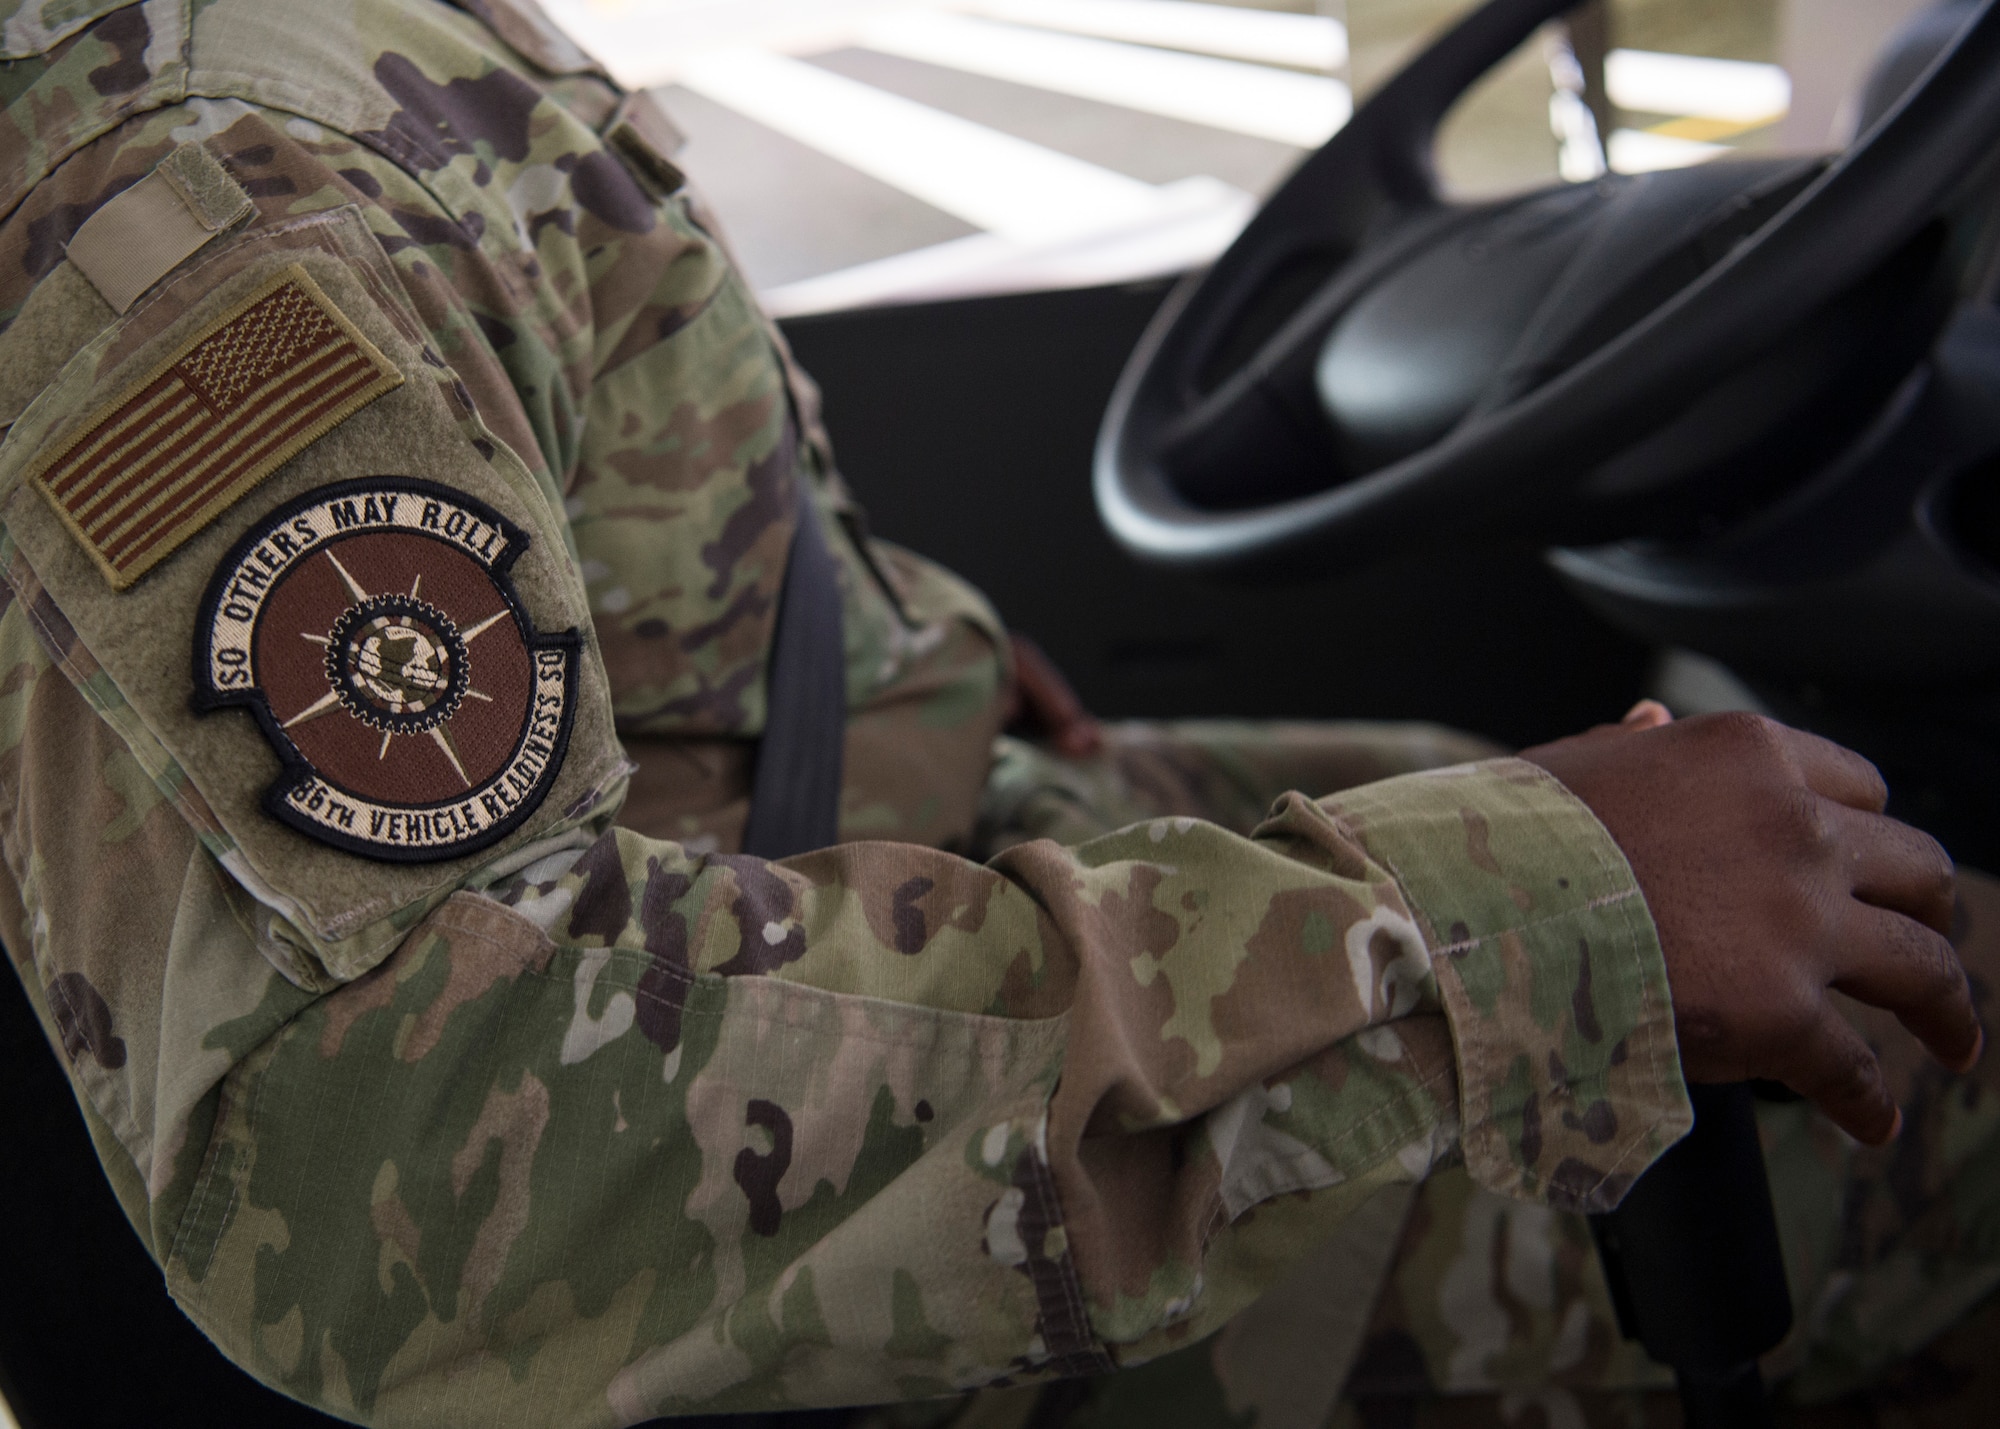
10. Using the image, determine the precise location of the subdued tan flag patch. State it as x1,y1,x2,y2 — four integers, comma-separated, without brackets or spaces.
30,263,404,590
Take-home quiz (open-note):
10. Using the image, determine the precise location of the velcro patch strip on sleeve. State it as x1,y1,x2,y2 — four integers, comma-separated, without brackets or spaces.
28,263,404,590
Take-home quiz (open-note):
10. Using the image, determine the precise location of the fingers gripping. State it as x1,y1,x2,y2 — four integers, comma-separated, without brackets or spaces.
1783,725,1890,814
1835,901,1983,1074
1778,1007,1902,1146
1835,805,1956,936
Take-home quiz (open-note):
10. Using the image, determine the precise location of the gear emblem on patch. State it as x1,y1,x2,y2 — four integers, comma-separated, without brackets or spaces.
193,477,581,862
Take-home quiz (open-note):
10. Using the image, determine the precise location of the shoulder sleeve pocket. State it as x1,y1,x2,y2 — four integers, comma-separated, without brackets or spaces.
0,210,628,984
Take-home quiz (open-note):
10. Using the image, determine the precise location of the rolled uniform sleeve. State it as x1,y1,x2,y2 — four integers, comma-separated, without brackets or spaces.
1328,760,1689,1212
1014,759,1689,1367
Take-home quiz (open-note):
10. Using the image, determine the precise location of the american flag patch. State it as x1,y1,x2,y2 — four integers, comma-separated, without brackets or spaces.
31,264,403,589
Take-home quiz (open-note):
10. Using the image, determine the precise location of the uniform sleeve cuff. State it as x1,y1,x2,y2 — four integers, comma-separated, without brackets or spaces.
1322,757,1692,1212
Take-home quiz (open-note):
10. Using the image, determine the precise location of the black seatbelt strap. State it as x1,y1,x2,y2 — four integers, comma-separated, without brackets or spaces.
740,460,847,859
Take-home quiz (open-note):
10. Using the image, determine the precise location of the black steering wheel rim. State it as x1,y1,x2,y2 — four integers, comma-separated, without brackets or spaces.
1095,0,2000,573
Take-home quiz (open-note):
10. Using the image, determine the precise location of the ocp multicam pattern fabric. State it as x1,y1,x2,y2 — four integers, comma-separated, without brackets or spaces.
0,3,1988,1428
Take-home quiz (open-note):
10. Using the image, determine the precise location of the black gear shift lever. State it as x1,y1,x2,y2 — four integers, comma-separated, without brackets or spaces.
1589,1082,1794,1429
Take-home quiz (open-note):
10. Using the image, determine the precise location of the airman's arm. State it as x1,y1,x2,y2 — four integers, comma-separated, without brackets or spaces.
0,577,1685,1425
0,54,1687,1429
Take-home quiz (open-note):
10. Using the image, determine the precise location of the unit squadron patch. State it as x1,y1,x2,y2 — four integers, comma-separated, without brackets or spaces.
193,477,580,862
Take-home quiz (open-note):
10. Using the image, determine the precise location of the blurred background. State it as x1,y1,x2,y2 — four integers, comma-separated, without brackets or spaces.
542,0,1935,314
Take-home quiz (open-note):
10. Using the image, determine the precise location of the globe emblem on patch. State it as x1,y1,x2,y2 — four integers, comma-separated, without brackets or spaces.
325,594,471,732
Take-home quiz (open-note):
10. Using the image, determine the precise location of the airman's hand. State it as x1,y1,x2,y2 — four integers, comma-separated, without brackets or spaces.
1004,633,1102,758
1523,708,1981,1146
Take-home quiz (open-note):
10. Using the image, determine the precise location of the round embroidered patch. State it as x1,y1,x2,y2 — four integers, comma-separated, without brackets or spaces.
193,477,581,862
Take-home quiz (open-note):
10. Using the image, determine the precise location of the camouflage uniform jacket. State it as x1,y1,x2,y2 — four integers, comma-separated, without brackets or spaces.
0,2,1693,1424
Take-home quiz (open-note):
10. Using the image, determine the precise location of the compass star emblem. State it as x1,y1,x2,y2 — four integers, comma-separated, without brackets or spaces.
194,478,581,862
279,548,507,784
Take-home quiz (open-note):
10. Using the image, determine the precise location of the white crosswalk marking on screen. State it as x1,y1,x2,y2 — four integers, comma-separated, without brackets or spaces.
853,9,1351,147
1607,49,1792,124
539,1,1795,311
674,47,1191,243
759,176,1255,315
540,0,1341,307
1607,128,1729,172
961,0,1346,72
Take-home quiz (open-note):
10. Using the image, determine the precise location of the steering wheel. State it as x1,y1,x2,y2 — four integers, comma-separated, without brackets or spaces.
1095,0,2000,574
